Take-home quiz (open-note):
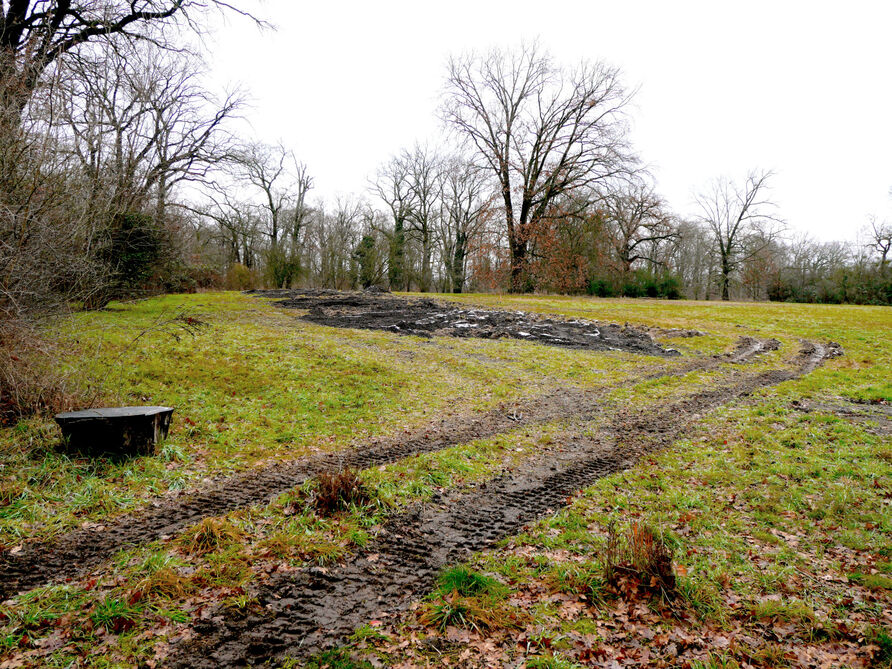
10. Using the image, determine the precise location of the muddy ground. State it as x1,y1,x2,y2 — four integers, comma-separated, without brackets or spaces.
250,289,678,357
0,289,846,668
0,352,739,598
793,397,892,435
0,330,789,602
169,342,838,667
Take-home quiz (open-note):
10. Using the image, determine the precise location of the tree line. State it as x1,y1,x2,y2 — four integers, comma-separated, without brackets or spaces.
1,6,890,335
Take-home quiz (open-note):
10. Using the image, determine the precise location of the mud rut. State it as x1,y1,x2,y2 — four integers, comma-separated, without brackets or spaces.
0,333,779,602
169,343,838,668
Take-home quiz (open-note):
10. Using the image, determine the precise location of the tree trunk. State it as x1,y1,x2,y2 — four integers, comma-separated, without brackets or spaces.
452,233,467,293
721,257,731,301
509,244,527,292
420,230,431,292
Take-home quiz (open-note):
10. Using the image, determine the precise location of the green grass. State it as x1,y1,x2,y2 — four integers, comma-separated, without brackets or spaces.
2,292,681,546
435,565,510,599
339,293,892,667
1,291,890,668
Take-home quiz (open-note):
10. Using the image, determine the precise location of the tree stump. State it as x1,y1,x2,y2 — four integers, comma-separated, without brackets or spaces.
54,406,174,458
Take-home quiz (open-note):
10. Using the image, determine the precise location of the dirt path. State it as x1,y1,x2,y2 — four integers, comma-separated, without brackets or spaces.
0,337,787,602
168,343,838,667
793,397,892,435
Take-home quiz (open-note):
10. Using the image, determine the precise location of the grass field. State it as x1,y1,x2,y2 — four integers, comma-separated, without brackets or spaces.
0,291,889,668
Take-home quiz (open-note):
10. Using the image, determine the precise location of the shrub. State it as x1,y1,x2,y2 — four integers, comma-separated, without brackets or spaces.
313,469,371,516
225,263,257,290
103,212,164,293
0,321,84,425
659,274,684,299
586,277,616,297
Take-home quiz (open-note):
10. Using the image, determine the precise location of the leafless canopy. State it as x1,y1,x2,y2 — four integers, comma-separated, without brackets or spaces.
0,1,260,114
602,181,677,276
866,216,891,274
694,169,785,300
443,42,637,290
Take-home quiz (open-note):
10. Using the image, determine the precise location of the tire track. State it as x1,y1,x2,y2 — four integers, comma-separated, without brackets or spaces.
169,342,838,667
0,337,782,601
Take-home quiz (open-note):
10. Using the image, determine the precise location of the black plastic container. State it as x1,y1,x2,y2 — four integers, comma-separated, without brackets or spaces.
54,406,174,458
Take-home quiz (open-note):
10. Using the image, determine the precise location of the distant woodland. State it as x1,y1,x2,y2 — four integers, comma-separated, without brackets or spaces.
1,1,890,327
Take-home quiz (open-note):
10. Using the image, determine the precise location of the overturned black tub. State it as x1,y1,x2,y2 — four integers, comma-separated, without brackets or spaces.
54,406,174,458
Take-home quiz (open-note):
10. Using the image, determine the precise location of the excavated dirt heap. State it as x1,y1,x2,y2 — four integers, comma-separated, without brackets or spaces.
252,289,678,357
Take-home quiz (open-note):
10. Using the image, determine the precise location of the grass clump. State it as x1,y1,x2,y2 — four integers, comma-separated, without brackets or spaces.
747,643,791,667
545,561,606,604
313,468,372,516
750,598,838,640
436,565,509,598
866,625,892,667
420,565,522,632
603,520,677,601
89,594,142,634
302,647,374,669
0,584,89,652
177,517,244,556
132,565,193,600
527,652,585,668
849,572,892,590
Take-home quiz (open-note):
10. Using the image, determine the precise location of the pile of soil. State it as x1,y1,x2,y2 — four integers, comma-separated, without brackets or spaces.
252,289,677,357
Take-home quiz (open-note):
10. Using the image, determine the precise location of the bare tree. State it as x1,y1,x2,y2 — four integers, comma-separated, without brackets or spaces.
353,207,388,289
695,169,784,301
0,1,260,320
438,157,490,293
234,142,313,287
196,192,262,269
866,216,891,276
0,1,257,119
443,43,636,291
670,220,715,300
602,181,677,277
308,197,363,289
371,145,442,291
403,144,441,292
371,154,413,290
57,43,241,223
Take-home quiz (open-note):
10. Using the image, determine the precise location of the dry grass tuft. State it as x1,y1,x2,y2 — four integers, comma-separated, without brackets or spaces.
177,517,243,556
0,320,84,425
131,567,194,600
313,469,371,516
604,520,678,600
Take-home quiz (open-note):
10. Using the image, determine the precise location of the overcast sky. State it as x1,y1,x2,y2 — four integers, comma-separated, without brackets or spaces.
206,0,892,241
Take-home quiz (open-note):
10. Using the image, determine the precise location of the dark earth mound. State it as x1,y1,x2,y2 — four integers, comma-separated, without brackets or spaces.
251,289,678,357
